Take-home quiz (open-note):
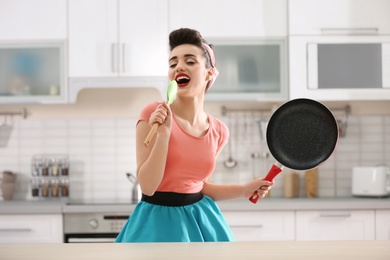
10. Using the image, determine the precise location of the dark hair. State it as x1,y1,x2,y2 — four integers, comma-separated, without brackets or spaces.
169,28,214,70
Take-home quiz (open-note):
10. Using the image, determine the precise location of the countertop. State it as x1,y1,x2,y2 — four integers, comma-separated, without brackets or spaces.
0,241,389,260
1,196,390,214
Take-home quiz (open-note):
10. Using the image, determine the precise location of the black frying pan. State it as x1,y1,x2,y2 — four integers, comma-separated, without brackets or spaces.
249,98,339,203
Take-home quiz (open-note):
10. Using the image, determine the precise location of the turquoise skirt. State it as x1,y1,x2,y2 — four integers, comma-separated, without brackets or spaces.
115,195,235,242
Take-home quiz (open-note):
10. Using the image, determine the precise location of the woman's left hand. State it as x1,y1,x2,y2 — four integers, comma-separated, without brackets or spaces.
243,178,274,199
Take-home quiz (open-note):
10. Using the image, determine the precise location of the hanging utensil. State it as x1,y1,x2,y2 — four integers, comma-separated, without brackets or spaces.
224,114,237,168
0,116,13,147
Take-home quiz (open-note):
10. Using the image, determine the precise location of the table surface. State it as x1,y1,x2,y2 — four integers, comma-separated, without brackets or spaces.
0,241,389,260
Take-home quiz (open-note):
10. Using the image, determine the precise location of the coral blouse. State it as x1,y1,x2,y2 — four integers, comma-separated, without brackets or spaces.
138,102,228,193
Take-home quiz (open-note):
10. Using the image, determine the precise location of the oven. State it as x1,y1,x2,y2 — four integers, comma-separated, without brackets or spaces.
64,212,131,243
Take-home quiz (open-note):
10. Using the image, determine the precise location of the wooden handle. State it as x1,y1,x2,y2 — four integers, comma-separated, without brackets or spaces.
144,123,159,147
249,163,283,204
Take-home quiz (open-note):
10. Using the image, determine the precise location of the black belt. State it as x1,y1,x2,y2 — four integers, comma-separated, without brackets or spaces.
141,191,204,206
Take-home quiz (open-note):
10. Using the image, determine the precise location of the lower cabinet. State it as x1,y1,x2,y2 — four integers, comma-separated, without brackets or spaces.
296,210,375,241
376,210,390,240
223,211,295,241
0,214,63,243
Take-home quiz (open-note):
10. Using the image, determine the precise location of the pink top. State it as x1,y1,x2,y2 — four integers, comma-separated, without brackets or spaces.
138,102,229,193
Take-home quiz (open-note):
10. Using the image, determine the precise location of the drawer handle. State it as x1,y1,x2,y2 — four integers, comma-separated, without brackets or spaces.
229,225,263,228
0,228,32,232
319,213,351,218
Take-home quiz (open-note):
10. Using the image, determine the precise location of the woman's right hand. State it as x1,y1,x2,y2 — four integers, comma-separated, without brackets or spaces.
149,101,172,136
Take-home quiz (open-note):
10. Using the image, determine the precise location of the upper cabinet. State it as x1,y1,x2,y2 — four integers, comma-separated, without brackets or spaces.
169,0,288,102
206,39,288,102
169,0,287,37
68,0,169,78
0,0,67,104
289,0,390,35
0,0,67,41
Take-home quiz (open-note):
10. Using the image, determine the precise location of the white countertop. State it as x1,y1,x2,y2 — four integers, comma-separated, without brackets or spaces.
1,196,390,214
0,241,389,260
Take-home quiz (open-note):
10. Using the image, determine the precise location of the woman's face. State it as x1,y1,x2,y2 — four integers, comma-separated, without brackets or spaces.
168,44,212,96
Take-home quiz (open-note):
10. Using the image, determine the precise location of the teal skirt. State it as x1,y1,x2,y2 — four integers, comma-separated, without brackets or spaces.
115,195,235,242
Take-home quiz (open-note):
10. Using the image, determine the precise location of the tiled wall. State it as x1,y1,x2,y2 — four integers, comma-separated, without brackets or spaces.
1,115,389,201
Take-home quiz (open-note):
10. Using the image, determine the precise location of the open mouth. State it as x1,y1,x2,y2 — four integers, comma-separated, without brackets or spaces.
175,74,190,87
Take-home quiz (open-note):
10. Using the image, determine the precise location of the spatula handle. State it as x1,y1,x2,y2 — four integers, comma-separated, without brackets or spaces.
144,123,159,147
249,163,283,204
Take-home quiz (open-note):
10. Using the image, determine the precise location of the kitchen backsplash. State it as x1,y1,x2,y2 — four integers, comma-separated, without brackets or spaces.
1,115,389,201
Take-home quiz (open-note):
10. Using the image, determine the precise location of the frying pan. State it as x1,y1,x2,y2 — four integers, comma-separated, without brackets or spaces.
249,98,339,204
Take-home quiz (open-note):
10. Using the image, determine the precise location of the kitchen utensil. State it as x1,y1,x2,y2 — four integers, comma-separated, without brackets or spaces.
126,173,141,203
0,116,13,147
224,114,237,168
144,80,178,147
249,98,338,203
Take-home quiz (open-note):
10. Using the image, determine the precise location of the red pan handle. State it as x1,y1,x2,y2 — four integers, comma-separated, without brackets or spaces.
249,163,283,204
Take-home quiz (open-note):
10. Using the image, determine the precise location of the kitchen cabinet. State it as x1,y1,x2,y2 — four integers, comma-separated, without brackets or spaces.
296,210,375,240
68,0,169,78
223,211,295,241
376,210,390,240
289,0,390,35
0,0,67,41
169,0,287,37
288,35,390,101
0,41,68,104
205,39,288,102
0,214,63,243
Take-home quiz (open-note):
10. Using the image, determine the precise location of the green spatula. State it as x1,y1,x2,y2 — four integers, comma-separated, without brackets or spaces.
144,80,178,147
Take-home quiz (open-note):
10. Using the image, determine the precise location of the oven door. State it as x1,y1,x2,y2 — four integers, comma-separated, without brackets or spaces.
63,212,129,243
64,233,118,243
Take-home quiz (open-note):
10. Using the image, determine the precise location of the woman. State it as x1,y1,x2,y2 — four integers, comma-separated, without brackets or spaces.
115,28,274,243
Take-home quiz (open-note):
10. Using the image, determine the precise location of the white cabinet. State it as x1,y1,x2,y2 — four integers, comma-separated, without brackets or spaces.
169,0,287,37
0,0,67,40
376,210,390,240
296,210,375,241
289,0,390,35
0,42,68,104
223,211,295,241
68,0,169,77
0,214,63,243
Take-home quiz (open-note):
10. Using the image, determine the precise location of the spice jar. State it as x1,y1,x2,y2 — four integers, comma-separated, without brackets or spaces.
60,178,69,197
41,158,49,176
50,178,59,197
51,158,59,176
31,179,40,197
41,178,50,197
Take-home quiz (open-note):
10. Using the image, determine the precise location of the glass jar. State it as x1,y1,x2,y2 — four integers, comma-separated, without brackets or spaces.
60,178,69,197
40,178,49,197
50,178,59,197
51,158,59,176
31,179,40,197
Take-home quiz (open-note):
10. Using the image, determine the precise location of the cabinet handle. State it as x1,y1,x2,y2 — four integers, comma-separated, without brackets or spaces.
0,228,32,232
229,225,263,228
111,43,118,73
122,43,127,73
319,213,351,218
320,28,378,35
